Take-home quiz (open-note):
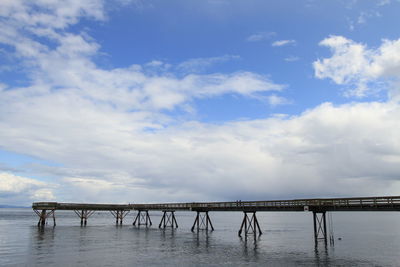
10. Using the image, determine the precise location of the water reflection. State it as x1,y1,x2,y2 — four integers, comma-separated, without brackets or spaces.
160,227,177,250
31,226,56,264
240,234,260,260
34,226,55,244
2,209,399,266
192,230,211,249
313,243,331,265
160,227,176,238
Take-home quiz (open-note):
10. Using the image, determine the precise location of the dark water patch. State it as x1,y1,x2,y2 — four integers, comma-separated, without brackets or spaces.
0,209,399,266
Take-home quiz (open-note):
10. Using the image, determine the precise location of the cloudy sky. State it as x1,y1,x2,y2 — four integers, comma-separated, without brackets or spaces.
1,0,400,206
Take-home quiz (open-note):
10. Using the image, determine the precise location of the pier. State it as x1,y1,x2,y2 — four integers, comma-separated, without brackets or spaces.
32,196,400,244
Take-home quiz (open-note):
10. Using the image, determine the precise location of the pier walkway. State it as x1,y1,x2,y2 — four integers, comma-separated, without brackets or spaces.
32,196,400,244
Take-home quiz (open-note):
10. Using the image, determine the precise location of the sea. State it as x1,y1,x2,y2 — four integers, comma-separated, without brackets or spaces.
0,208,399,266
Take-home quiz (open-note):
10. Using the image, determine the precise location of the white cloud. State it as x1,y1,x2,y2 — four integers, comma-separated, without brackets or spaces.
266,94,291,106
272,40,296,47
357,11,381,25
0,172,44,193
1,3,400,206
0,83,7,91
314,35,400,97
0,172,55,204
246,32,275,42
31,188,55,201
0,0,104,53
176,55,240,73
0,2,282,113
0,1,288,204
0,0,104,28
346,0,394,31
284,56,300,62
1,99,400,203
378,0,391,6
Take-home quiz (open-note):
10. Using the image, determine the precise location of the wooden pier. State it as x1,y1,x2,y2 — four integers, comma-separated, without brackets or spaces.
32,196,400,244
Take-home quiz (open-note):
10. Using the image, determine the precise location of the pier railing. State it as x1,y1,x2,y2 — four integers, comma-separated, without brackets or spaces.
32,202,131,210
32,196,400,212
127,196,400,211
32,196,400,242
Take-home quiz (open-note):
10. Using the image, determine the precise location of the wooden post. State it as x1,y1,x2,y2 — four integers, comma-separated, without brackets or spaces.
133,210,151,227
197,211,200,230
239,211,262,237
191,211,199,232
313,211,327,245
191,211,213,232
40,209,46,226
159,211,178,229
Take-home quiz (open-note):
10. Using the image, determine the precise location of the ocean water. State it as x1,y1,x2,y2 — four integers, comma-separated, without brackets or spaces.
0,208,399,266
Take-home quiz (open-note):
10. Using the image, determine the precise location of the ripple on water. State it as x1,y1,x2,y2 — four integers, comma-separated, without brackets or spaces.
0,209,399,266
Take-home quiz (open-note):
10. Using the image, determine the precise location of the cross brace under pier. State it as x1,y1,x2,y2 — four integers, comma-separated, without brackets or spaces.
110,210,130,224
34,209,56,227
238,211,262,237
191,211,214,232
313,211,327,244
133,210,152,226
159,210,178,228
74,210,95,226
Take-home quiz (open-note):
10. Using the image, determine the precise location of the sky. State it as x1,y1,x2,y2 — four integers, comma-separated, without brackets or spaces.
1,0,400,206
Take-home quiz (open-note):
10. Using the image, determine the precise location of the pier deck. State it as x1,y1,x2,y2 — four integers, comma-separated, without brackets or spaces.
32,196,400,244
33,196,400,212
132,196,400,212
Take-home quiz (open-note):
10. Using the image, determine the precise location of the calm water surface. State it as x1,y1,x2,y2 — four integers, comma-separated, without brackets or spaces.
0,209,399,266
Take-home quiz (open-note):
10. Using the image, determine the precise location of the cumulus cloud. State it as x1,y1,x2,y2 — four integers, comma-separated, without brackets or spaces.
271,40,296,47
2,99,400,203
314,35,400,97
1,2,400,205
0,0,289,204
0,2,283,113
0,172,55,205
0,0,104,27
0,0,104,53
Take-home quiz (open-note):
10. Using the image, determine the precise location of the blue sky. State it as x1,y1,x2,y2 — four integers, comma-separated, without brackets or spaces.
1,0,400,205
74,1,400,116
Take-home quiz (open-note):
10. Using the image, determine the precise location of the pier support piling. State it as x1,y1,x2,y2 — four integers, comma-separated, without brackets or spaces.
34,209,56,227
40,209,46,226
191,211,214,232
159,210,178,228
74,210,94,226
313,211,327,244
238,211,262,237
133,210,152,226
110,210,130,224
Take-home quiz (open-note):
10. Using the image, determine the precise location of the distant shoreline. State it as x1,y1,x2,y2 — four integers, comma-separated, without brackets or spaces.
0,205,30,208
